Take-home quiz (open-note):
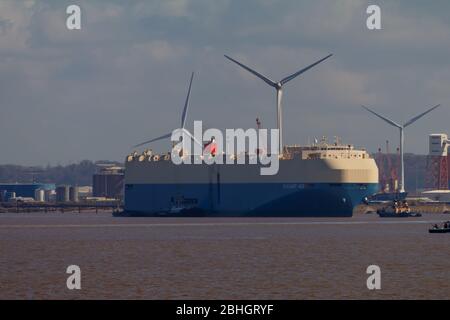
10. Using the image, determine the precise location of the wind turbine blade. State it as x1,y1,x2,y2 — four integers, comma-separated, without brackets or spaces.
181,128,203,147
361,105,402,129
133,132,172,148
280,53,333,85
181,72,194,129
403,104,441,128
224,55,276,87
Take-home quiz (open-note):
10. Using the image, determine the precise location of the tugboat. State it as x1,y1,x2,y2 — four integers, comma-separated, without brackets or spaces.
377,200,422,217
429,221,450,233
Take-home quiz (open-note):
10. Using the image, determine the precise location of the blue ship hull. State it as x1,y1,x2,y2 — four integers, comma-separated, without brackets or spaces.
123,182,378,217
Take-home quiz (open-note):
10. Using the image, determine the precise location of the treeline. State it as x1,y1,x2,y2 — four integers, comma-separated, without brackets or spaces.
0,160,122,186
0,154,439,191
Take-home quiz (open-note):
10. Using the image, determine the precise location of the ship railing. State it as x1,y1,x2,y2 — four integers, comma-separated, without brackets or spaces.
127,152,286,164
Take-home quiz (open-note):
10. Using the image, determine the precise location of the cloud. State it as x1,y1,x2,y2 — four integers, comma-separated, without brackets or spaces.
0,1,34,52
132,0,190,18
130,40,189,62
0,0,449,165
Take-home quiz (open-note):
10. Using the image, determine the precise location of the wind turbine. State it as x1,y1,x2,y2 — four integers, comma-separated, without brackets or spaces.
224,53,333,155
133,72,201,148
361,104,441,193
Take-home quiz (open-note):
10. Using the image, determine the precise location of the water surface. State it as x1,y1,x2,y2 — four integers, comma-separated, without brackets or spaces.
0,212,449,299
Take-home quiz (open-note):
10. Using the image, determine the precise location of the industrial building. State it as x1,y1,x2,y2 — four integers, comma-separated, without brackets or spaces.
0,183,55,199
426,133,450,190
417,133,450,201
92,166,124,200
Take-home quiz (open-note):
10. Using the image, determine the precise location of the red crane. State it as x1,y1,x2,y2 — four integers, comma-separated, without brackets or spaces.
384,140,398,192
376,147,387,192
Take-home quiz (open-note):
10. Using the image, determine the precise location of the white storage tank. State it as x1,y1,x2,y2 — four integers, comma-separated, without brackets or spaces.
34,189,45,202
56,185,70,202
69,186,79,202
44,189,52,202
5,191,16,202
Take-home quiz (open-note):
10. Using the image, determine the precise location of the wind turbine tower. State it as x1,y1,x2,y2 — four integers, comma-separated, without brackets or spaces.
224,54,333,156
362,104,441,193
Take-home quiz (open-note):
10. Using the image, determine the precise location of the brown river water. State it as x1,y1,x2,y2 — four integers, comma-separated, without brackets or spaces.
0,212,449,299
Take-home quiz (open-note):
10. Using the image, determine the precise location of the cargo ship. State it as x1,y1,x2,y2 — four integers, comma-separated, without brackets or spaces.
121,56,379,217
122,143,378,217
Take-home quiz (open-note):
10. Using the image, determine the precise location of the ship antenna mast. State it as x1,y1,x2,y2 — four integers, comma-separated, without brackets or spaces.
256,117,262,130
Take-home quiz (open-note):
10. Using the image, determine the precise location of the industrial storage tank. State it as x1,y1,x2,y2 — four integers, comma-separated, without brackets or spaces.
0,190,6,202
5,192,16,202
56,185,70,202
34,189,45,202
69,186,79,202
44,189,54,202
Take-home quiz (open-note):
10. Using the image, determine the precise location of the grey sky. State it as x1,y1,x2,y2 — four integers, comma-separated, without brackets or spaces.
1,0,449,165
